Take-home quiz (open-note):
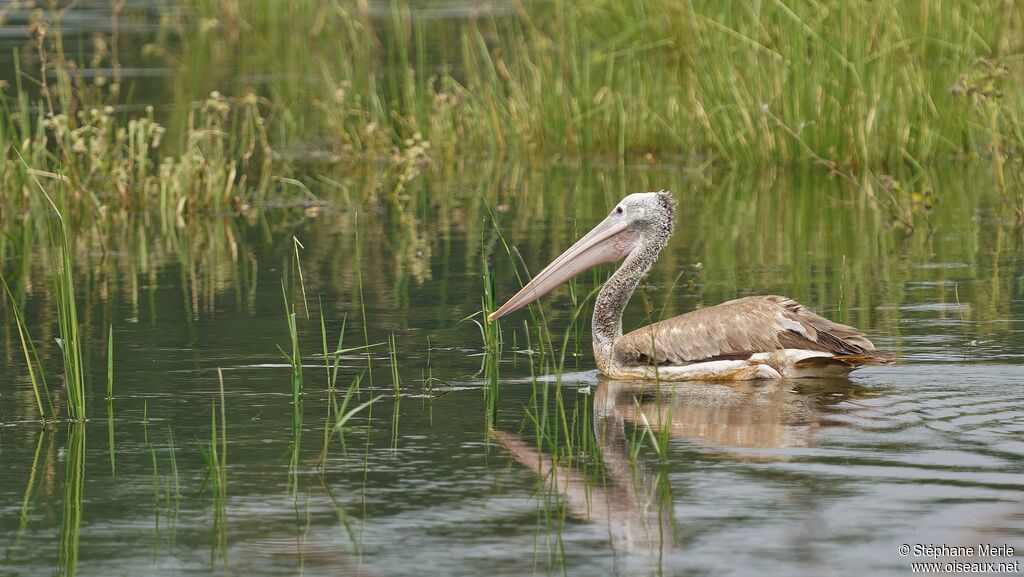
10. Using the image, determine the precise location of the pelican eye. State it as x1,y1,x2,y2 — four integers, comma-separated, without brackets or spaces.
614,206,624,215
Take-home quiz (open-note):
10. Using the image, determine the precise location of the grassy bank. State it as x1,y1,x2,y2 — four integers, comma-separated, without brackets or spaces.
0,0,1021,219
177,0,1024,170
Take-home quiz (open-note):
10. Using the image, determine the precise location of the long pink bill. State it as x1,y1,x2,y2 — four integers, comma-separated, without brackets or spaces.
488,217,640,322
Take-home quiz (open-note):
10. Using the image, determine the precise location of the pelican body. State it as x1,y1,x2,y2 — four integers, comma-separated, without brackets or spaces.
488,192,893,381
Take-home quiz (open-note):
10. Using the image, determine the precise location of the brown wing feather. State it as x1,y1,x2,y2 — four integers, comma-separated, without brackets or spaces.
614,295,882,366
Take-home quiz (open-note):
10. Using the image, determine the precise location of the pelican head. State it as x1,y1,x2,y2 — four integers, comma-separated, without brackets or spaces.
488,191,675,322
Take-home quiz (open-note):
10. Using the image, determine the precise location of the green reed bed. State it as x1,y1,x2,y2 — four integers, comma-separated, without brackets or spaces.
5,0,1024,225
178,0,1024,174
494,0,1021,168
0,19,275,216
0,96,273,215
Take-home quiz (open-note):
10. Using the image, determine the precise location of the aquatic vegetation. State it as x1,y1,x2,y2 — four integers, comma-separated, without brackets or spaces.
0,273,53,421
630,392,673,464
281,290,304,492
106,325,114,400
0,6,275,219
10,2,1012,237
149,443,161,534
0,183,94,422
486,198,605,456
282,237,310,490
388,332,402,447
198,369,229,561
950,58,1024,220
106,400,116,475
353,215,374,383
48,194,87,422
16,430,48,546
1,91,275,219
319,306,344,462
105,325,116,473
167,428,181,509
143,428,181,551
0,157,1022,575
58,424,85,577
316,308,381,464
1,0,1021,236
286,256,382,469
281,280,304,387
318,372,381,466
321,306,345,392
480,261,501,431
1,5,1024,575
177,0,1024,174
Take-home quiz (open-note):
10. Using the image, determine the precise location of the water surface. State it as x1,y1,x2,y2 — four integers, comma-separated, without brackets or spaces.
2,163,1023,577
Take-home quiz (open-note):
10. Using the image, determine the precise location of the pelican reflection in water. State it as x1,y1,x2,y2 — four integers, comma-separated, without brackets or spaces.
489,192,894,381
493,378,867,562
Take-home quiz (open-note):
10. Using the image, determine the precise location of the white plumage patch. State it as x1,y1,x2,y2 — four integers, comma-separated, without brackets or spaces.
776,313,808,336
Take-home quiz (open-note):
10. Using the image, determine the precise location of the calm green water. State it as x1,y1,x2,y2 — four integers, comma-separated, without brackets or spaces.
2,163,1023,577
2,3,1024,577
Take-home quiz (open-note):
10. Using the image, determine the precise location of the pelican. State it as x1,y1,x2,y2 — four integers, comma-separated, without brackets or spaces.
488,191,894,381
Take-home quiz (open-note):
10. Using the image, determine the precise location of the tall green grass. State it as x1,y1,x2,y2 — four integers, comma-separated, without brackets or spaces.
4,0,1023,223
179,0,1024,174
0,10,275,217
47,193,87,422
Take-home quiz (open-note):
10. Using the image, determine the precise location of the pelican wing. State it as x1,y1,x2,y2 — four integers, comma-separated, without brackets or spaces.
614,295,880,366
